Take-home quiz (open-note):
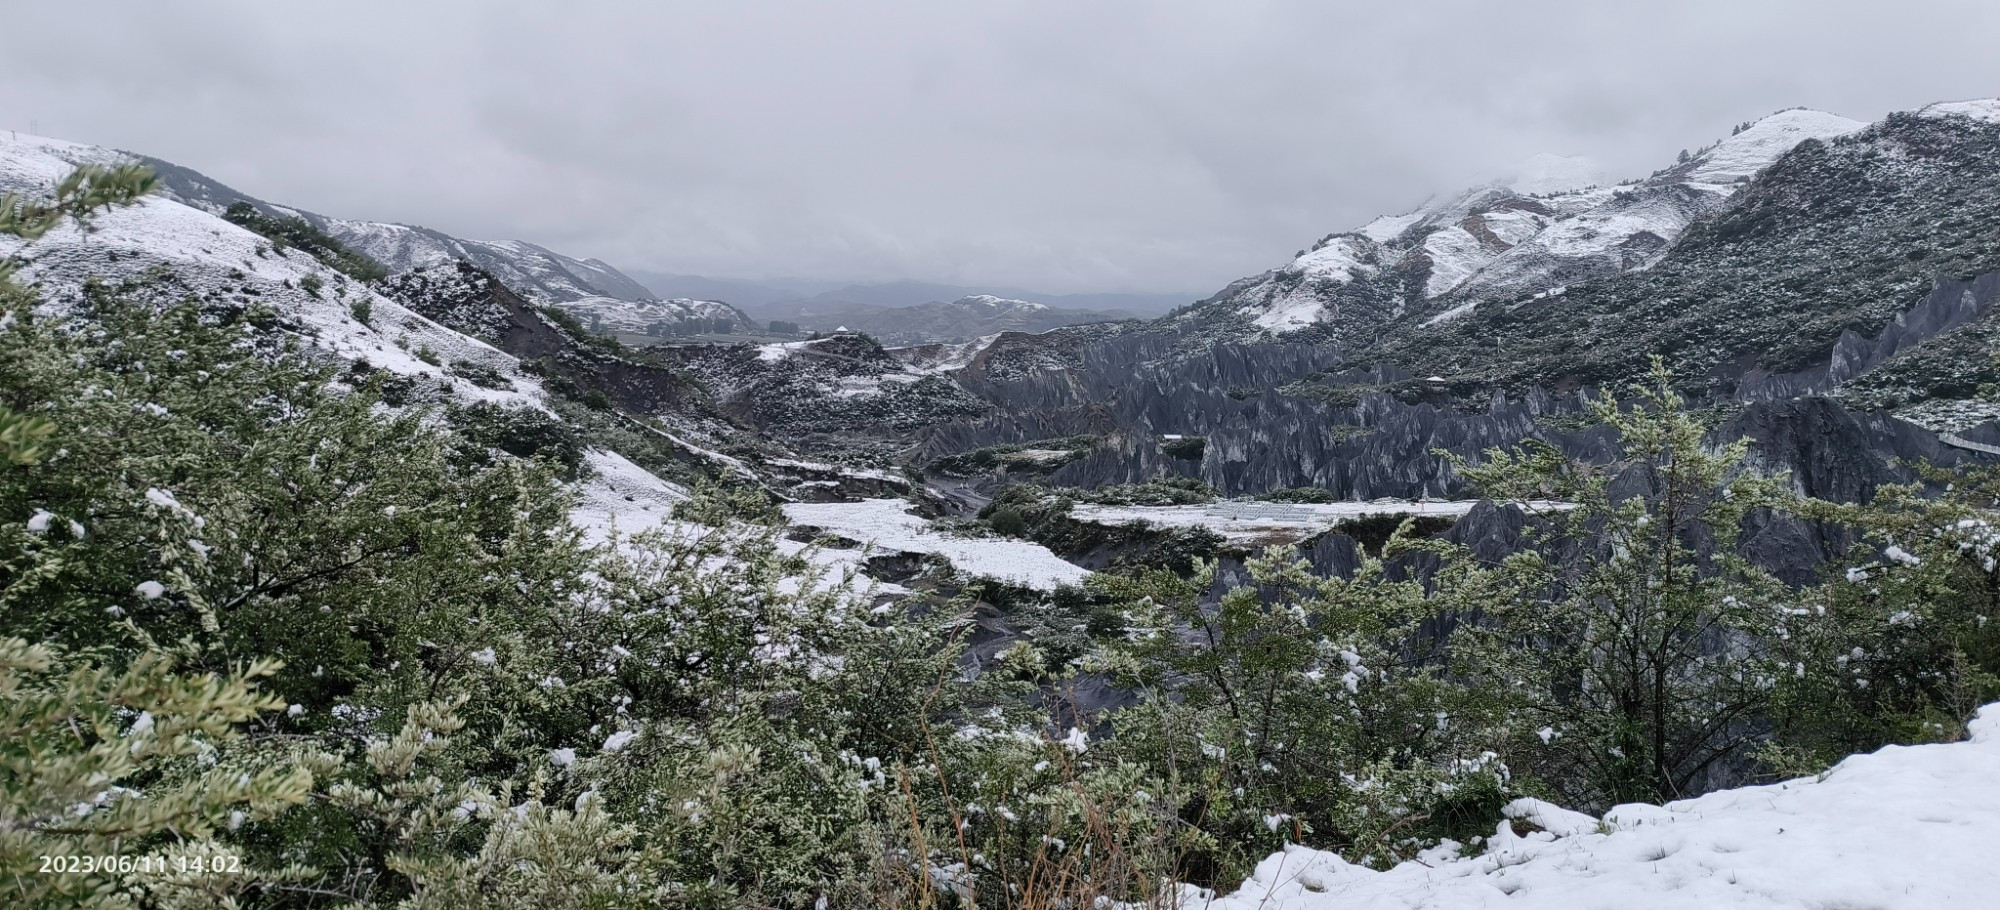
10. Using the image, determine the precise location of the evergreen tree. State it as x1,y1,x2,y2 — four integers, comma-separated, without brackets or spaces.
1448,359,1799,807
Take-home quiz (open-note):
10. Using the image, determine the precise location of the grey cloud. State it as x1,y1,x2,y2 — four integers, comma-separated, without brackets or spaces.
3,0,1996,296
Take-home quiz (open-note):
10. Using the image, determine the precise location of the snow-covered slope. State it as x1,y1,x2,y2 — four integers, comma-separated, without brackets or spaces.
557,294,755,335
1182,704,2000,909
0,132,539,410
312,220,657,304
130,148,686,319
1199,108,1867,338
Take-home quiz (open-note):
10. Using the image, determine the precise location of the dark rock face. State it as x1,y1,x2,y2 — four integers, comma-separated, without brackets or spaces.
1719,396,1986,502
376,261,699,416
1739,270,2000,401
650,334,992,438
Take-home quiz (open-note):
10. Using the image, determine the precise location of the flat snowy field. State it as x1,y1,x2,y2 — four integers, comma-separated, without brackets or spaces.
1178,705,2000,908
783,498,1089,590
1070,500,1569,547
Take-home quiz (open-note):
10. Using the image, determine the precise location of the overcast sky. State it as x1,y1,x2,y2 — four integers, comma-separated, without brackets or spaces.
4,1,1996,295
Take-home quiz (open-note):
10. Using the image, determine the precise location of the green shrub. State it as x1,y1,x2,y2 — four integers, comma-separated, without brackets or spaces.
1159,435,1206,460
1257,486,1339,503
1074,475,1219,506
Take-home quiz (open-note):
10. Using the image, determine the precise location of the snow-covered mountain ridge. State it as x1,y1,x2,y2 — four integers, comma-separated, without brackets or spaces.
130,145,756,333
0,132,539,411
1190,108,1867,339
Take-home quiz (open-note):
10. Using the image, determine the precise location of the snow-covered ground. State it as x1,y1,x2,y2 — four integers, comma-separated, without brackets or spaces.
767,458,910,487
783,498,1090,590
569,452,906,596
1179,705,2000,909
893,333,1005,374
568,449,692,547
1920,98,2000,124
1070,500,1569,547
1684,109,1866,185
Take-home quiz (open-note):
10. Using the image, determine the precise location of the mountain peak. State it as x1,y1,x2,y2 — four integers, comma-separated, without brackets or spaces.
1504,153,1610,196
1685,108,1866,184
954,294,1047,311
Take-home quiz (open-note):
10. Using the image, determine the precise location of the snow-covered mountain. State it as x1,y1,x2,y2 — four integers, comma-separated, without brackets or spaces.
558,294,756,336
128,146,757,334
1193,108,1867,338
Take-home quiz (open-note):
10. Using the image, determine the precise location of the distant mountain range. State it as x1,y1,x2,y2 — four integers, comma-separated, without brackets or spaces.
767,294,1141,345
632,274,1194,320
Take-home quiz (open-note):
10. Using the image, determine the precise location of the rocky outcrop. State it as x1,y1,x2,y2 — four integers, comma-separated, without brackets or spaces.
1738,270,2000,401
376,261,701,416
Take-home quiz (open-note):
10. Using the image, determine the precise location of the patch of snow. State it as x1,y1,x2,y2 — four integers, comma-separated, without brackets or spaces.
1421,300,1480,327
1286,236,1376,283
892,334,1004,375
1175,703,2000,909
958,294,1047,311
757,339,816,362
1358,212,1420,243
1246,291,1331,332
1919,98,2000,125
783,499,1089,590
1247,239,1382,331
568,448,692,547
1686,109,1867,185
1417,227,1493,297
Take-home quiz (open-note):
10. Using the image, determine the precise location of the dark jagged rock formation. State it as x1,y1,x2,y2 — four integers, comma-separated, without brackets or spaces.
649,333,992,437
375,261,702,416
1719,395,1990,502
1740,270,2000,402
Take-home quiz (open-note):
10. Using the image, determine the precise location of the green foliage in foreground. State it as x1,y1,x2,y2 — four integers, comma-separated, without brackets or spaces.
8,288,2000,906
